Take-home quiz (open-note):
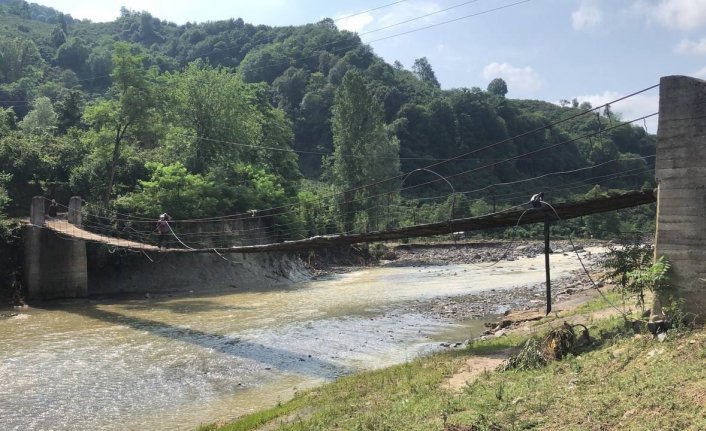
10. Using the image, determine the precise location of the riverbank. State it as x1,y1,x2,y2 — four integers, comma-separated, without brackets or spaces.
201,315,705,431
198,278,706,431
2,239,622,431
195,240,650,430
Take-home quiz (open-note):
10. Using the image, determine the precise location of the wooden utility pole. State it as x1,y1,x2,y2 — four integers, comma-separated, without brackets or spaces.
544,211,552,315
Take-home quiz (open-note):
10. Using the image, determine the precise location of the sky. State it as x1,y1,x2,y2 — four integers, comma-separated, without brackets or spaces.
29,0,706,131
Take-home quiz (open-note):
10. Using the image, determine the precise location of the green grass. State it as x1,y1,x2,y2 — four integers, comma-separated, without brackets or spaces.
199,314,706,431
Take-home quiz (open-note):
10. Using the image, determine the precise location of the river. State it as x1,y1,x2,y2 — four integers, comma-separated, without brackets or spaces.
0,251,589,431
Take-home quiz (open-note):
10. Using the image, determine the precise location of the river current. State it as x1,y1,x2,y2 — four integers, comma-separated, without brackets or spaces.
0,252,586,430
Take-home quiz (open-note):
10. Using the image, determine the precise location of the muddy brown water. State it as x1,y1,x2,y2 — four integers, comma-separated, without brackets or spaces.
0,251,594,430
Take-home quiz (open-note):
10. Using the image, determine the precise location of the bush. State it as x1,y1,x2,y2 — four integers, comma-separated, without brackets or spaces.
600,235,654,312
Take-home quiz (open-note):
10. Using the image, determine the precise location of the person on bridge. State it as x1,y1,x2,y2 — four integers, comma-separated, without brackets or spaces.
45,199,58,219
155,213,171,249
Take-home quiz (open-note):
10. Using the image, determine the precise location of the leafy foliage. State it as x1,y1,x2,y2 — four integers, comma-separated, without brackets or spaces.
601,236,667,312
628,255,670,298
116,162,232,219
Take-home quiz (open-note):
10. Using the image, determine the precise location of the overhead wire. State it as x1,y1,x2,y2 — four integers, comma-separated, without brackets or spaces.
364,0,531,44
103,86,659,226
357,0,482,36
334,0,408,22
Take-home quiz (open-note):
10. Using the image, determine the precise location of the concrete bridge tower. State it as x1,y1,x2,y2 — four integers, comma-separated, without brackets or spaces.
654,75,706,320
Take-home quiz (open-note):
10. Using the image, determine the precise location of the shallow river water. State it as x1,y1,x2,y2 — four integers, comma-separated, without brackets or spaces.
0,252,586,431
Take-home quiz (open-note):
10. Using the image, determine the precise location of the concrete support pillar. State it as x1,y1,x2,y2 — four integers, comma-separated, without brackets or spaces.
30,196,45,226
68,196,82,226
25,197,88,300
653,75,706,321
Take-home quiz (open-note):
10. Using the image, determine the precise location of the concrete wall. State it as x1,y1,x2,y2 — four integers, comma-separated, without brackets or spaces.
86,244,311,296
24,226,88,299
654,75,706,320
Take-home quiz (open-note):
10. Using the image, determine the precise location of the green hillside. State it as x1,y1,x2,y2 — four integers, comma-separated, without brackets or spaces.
0,0,655,236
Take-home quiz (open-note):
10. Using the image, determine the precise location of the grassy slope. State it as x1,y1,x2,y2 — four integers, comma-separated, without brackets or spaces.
199,303,706,431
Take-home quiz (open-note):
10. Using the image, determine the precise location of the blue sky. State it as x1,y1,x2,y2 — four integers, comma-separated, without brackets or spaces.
31,0,706,131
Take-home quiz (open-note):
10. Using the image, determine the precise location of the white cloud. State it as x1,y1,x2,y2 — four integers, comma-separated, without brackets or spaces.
572,0,603,31
634,0,706,31
675,38,706,55
336,12,375,32
572,91,660,132
482,62,542,94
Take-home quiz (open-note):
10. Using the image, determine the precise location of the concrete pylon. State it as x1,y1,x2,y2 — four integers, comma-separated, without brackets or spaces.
653,75,706,321
30,196,45,226
68,196,82,226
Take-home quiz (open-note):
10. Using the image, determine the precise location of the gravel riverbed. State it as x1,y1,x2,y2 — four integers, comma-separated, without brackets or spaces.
314,240,608,323
388,240,606,320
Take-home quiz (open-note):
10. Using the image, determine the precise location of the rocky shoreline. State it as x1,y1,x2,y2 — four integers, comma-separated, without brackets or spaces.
310,239,608,327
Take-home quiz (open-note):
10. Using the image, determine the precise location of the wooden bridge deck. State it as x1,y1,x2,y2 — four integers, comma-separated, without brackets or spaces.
40,190,656,254
44,219,163,251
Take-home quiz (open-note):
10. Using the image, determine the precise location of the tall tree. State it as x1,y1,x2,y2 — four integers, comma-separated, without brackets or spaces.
0,37,42,84
487,77,508,97
412,57,440,88
84,42,154,206
161,61,261,173
18,96,57,135
328,70,400,231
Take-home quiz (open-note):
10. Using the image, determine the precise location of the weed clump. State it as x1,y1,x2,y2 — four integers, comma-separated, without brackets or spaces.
499,323,590,371
498,338,546,371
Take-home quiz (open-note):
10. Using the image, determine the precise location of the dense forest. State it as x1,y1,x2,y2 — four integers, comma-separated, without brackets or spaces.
0,0,656,244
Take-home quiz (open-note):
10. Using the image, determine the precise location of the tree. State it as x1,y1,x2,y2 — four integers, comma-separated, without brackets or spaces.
87,45,113,88
51,25,66,47
115,162,231,219
238,43,291,83
55,37,89,71
56,89,83,133
0,37,42,84
0,107,17,135
487,78,508,97
18,96,57,135
327,70,400,231
271,67,309,114
85,42,154,206
412,57,440,88
161,61,261,173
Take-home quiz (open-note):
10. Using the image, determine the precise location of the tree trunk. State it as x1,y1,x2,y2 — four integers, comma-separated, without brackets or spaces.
104,123,128,207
